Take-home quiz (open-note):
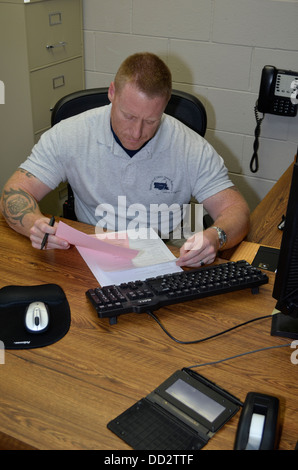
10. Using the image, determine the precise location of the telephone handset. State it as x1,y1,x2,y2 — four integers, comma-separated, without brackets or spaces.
251,65,298,173
257,65,298,116
234,392,279,450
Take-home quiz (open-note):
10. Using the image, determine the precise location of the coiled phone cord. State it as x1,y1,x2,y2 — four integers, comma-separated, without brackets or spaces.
250,102,265,173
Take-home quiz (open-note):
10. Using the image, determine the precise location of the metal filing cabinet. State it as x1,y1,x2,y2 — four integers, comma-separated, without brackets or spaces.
0,0,84,213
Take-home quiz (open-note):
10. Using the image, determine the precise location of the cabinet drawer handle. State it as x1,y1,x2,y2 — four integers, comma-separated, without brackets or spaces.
46,41,68,50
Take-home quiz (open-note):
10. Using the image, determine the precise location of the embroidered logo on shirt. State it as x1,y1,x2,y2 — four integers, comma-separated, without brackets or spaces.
150,176,173,192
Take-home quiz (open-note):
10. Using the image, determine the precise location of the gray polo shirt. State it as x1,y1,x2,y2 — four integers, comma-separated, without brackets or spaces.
20,104,233,236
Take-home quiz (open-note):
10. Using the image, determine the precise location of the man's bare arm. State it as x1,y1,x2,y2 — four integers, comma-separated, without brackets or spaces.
0,169,47,237
177,186,250,267
0,169,69,250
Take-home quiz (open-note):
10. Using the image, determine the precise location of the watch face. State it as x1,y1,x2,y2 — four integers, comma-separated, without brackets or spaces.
213,227,226,248
219,229,227,247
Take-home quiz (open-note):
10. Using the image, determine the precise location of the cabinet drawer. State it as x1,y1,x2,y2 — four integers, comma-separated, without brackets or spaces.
25,0,82,70
30,57,84,133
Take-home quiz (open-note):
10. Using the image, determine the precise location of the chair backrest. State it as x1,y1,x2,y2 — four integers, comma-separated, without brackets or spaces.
51,87,207,136
51,87,207,220
165,89,207,137
51,88,110,126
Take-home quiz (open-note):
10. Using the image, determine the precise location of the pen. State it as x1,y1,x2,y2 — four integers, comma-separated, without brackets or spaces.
40,216,55,250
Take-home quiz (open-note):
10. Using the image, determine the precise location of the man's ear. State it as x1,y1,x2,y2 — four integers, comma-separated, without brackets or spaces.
108,82,115,102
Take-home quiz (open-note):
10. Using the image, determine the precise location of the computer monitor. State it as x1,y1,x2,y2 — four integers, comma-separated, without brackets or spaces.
271,158,298,340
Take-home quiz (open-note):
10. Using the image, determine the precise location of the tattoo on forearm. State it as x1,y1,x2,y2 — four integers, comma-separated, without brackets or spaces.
2,188,37,227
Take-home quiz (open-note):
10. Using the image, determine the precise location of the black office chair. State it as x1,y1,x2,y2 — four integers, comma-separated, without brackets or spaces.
51,87,207,220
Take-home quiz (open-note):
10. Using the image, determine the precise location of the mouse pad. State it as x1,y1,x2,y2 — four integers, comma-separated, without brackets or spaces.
0,284,71,349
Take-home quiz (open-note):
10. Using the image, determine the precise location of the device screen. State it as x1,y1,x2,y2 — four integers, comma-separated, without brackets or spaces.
166,378,225,423
275,73,298,98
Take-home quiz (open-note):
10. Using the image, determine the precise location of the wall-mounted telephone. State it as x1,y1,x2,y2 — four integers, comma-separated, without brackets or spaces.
251,65,298,173
257,65,298,116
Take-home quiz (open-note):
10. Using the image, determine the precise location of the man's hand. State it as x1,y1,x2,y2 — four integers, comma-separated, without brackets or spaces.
30,217,70,250
176,187,250,267
0,170,70,250
176,229,219,268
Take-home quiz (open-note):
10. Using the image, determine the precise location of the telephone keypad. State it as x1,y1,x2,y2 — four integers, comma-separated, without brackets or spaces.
273,98,296,116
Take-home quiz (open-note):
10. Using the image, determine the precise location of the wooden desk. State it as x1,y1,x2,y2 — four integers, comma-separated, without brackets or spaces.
0,215,296,450
247,161,294,248
221,160,294,262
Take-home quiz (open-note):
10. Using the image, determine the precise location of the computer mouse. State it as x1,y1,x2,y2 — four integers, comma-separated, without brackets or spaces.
25,301,49,333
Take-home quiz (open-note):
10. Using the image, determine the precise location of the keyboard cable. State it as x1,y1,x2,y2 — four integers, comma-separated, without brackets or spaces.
146,310,273,345
146,310,291,368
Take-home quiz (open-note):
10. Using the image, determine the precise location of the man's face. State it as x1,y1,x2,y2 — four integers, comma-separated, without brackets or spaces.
108,81,168,151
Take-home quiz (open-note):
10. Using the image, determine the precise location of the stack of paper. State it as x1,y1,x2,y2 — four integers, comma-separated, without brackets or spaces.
56,222,182,286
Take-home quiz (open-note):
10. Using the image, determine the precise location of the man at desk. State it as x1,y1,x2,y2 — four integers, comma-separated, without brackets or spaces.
0,52,249,268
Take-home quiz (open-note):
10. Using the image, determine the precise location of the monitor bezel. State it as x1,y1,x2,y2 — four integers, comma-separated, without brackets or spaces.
271,159,298,339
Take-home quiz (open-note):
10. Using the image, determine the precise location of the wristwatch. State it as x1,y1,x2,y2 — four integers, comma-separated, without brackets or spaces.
211,226,227,249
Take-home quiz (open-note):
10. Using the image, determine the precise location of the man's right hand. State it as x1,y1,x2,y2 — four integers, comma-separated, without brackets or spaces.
30,217,70,250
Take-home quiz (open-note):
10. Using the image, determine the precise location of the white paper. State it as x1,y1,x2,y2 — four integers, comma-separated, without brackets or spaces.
77,247,182,286
57,223,182,286
77,228,182,286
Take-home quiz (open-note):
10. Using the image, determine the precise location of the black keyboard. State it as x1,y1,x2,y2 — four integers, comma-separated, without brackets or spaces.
86,260,269,325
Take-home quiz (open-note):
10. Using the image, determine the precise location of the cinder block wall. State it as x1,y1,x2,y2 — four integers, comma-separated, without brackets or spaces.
83,0,298,211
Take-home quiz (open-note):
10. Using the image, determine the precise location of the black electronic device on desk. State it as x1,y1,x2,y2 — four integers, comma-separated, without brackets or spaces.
271,159,298,339
234,392,279,450
108,368,241,450
86,260,268,325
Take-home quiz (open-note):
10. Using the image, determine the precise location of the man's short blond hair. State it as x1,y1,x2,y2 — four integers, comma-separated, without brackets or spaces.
114,52,172,102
